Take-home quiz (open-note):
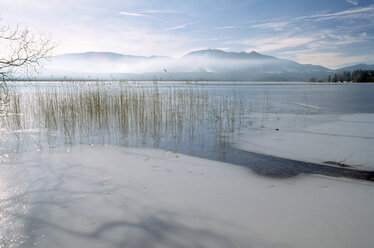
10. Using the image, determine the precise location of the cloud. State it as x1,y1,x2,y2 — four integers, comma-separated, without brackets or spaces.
165,24,187,31
119,11,148,17
346,0,358,6
232,36,315,53
295,5,374,21
241,28,371,68
315,32,368,46
250,22,289,31
52,23,196,59
247,5,374,35
238,28,369,54
119,9,180,18
214,26,236,30
165,20,199,31
248,4,374,30
255,37,315,52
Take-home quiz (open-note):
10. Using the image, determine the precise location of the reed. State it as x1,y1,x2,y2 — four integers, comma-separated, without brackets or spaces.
0,81,252,153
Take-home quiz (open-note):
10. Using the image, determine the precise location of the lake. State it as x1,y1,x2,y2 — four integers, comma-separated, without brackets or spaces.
2,81,374,180
2,81,374,248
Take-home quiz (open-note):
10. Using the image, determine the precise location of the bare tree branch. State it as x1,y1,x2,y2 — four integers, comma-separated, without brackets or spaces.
0,23,55,109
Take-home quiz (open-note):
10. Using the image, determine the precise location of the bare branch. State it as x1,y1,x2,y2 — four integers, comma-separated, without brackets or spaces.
0,23,55,110
0,24,55,79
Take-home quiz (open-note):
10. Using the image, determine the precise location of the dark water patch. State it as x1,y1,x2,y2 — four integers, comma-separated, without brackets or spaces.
324,161,352,168
161,142,374,182
222,147,374,181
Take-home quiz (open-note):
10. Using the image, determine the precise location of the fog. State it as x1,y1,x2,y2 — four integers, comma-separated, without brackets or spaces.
34,50,331,81
46,54,280,74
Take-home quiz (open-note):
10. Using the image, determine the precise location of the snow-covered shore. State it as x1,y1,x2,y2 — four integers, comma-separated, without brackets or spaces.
1,145,374,248
234,113,374,170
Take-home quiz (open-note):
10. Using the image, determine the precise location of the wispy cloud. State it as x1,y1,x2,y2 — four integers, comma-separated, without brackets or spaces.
166,24,187,31
119,9,180,18
231,36,315,53
346,0,358,6
214,26,236,30
295,5,374,21
165,20,199,31
248,5,374,35
119,11,148,17
237,29,369,54
312,32,369,47
250,22,289,31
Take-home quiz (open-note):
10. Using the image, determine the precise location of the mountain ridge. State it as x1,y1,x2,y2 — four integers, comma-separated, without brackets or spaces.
183,49,275,60
337,64,374,72
39,49,372,81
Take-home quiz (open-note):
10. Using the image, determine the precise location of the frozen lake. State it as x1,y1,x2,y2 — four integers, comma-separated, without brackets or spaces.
2,81,374,178
1,81,374,248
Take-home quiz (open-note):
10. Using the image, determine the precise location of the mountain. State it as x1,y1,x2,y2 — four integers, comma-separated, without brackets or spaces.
47,52,173,75
57,52,129,60
183,49,274,60
34,49,370,81
177,49,331,80
54,51,171,62
337,64,374,72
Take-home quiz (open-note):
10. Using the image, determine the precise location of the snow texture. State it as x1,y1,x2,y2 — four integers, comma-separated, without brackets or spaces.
1,145,374,248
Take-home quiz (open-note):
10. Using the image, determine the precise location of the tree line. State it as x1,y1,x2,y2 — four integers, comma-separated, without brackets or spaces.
310,70,374,83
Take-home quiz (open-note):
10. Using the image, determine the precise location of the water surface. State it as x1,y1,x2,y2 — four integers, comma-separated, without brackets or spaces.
2,81,374,180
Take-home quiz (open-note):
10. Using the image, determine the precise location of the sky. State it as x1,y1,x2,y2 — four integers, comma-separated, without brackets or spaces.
1,0,374,69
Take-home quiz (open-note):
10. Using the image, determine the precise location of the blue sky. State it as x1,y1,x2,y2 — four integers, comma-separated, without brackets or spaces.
1,0,374,68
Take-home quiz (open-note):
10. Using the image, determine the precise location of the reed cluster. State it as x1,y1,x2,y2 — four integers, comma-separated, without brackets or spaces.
0,81,249,153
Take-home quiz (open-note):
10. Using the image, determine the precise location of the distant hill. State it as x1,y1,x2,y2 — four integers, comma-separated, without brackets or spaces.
55,51,171,61
47,52,173,75
337,64,374,72
57,52,129,60
32,50,372,81
181,49,330,76
183,49,274,60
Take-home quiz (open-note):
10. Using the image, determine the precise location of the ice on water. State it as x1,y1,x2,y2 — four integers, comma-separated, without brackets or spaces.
1,82,374,248
234,113,374,169
1,145,374,248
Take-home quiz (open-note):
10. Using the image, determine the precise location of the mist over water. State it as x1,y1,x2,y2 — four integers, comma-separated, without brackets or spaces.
40,50,332,81
47,54,271,74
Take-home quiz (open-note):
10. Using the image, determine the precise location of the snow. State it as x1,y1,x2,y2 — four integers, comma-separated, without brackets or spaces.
234,113,374,170
1,145,374,248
